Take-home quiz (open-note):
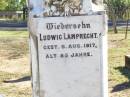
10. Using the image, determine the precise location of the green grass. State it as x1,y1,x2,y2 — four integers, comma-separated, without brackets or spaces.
0,31,28,37
108,33,130,96
108,27,130,34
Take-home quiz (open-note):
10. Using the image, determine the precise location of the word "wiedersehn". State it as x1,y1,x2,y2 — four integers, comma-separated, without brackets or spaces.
46,21,91,30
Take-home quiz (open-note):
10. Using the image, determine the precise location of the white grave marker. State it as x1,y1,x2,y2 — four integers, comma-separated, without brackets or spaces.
36,15,107,97
28,0,108,97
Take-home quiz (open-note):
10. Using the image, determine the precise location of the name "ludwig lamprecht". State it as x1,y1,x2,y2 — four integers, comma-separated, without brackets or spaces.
40,33,98,41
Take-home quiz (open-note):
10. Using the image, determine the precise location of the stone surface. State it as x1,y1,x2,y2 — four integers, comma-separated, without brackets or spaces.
36,15,107,97
125,55,130,69
28,1,107,97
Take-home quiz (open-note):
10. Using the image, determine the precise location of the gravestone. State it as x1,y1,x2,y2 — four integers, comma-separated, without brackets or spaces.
28,0,108,97
125,55,130,69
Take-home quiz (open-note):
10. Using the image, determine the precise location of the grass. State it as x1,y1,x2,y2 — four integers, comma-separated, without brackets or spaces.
108,27,130,34
108,32,130,97
0,31,28,38
0,30,31,97
0,30,130,97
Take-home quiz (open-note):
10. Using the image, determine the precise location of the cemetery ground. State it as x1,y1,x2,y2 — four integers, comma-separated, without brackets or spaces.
0,31,31,97
0,29,130,97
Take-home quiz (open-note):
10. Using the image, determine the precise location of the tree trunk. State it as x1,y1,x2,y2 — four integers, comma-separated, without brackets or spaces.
125,19,129,39
112,14,118,34
23,7,26,20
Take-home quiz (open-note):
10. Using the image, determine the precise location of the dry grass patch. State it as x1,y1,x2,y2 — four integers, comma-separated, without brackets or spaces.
108,33,130,97
0,31,31,97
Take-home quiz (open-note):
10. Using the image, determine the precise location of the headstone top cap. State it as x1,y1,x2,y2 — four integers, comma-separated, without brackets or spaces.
29,0,104,17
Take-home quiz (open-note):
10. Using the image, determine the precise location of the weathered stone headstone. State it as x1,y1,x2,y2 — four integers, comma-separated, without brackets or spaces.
125,55,130,69
28,0,108,97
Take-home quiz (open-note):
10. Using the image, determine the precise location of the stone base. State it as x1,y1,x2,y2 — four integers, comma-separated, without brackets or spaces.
125,55,130,69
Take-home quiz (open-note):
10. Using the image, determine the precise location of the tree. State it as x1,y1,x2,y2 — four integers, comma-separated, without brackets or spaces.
4,0,27,11
19,0,27,9
0,0,8,11
5,0,18,11
19,0,28,20
104,0,130,33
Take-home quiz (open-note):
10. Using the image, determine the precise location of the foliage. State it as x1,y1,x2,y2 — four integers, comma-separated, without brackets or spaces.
104,0,130,33
19,0,27,10
5,0,19,11
0,0,8,11
105,0,130,19
0,0,27,11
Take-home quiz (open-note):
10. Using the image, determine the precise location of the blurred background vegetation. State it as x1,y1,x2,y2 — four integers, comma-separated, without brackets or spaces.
0,0,27,21
0,0,27,11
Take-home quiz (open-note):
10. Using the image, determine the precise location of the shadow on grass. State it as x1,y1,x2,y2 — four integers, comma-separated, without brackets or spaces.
111,67,130,92
3,76,30,83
